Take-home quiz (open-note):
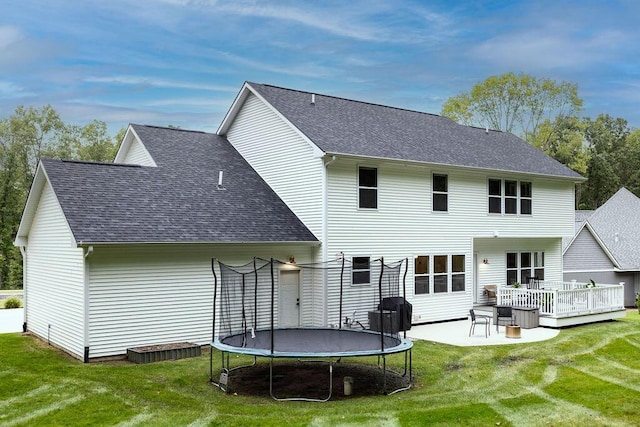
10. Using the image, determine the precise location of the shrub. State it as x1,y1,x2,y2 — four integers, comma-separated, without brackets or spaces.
3,297,23,309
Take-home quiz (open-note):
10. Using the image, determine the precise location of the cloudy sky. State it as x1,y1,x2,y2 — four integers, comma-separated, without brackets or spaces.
2,0,639,135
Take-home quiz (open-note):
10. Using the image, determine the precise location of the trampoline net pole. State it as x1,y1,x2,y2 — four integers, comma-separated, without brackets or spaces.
339,252,344,328
378,257,384,352
210,258,218,382
402,257,408,339
270,258,275,355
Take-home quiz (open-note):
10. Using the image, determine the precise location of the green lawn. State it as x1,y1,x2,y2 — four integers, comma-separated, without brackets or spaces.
1,311,639,426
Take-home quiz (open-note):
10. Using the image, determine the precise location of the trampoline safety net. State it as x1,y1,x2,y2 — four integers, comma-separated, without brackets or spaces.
211,256,412,344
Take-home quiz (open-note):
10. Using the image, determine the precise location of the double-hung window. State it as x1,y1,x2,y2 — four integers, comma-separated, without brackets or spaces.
488,179,502,214
352,256,371,285
488,179,532,215
358,167,377,209
432,174,448,212
414,255,465,294
506,251,544,285
414,256,429,294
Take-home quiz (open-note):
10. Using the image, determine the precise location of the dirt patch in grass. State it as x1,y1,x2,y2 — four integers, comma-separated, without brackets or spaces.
222,361,411,400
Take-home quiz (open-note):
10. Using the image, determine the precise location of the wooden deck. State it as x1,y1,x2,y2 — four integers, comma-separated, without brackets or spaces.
475,281,626,327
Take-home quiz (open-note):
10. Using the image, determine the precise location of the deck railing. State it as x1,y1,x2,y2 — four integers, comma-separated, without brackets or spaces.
497,281,625,318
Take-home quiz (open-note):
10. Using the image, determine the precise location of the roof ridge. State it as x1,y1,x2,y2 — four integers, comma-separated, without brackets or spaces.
252,82,448,121
59,159,142,168
131,123,209,135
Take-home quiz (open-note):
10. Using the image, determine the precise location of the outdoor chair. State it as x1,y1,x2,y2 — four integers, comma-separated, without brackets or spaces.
468,309,491,338
483,285,497,304
495,306,514,332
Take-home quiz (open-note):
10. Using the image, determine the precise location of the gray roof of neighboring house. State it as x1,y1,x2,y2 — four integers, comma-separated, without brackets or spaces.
41,125,318,244
247,82,584,180
575,210,594,232
580,188,640,270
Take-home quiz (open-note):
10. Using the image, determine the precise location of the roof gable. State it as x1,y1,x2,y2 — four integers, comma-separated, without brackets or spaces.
18,126,318,245
114,125,157,166
585,187,640,270
222,82,583,180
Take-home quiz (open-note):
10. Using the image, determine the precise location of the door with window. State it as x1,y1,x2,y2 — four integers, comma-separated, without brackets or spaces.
278,270,300,327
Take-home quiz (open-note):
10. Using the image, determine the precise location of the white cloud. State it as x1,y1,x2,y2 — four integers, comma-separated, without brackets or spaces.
0,80,34,98
472,25,628,71
84,76,237,92
0,25,24,49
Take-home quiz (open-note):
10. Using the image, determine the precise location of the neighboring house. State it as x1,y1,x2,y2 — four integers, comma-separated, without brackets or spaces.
16,82,584,360
563,187,640,307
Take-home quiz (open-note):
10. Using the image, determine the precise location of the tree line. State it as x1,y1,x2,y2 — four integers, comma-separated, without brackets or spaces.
2,73,638,289
0,105,123,289
442,72,640,209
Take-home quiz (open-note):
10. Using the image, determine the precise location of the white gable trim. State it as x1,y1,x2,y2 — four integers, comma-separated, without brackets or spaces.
114,125,157,167
217,82,325,159
14,162,77,247
563,220,621,268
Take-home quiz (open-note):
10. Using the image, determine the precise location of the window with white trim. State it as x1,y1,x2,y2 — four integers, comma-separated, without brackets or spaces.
352,256,371,285
452,255,465,291
488,179,532,215
432,174,448,212
414,255,465,294
358,167,377,209
414,256,429,294
506,251,544,285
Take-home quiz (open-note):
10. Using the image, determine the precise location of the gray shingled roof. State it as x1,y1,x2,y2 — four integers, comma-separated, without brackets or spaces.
583,188,640,269
42,125,318,244
248,83,583,180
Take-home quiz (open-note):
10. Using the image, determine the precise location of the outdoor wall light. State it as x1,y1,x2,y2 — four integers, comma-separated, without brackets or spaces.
482,258,489,265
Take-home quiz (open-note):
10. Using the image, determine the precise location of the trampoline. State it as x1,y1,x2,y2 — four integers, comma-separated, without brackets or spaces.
209,256,413,401
214,327,412,358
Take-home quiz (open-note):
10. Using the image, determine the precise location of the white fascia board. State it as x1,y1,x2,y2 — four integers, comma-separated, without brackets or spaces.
324,151,585,182
216,82,251,136
72,240,321,246
14,162,77,247
217,82,325,159
114,125,157,167
14,161,46,246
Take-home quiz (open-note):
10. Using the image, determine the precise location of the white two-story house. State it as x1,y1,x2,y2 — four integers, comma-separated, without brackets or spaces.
15,81,584,360
218,82,584,326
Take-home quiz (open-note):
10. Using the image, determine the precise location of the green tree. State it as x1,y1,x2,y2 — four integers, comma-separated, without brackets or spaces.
441,72,582,140
0,105,122,289
578,114,637,209
531,116,589,175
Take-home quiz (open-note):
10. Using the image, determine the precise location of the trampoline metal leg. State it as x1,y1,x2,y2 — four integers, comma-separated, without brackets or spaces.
386,349,413,395
210,351,257,394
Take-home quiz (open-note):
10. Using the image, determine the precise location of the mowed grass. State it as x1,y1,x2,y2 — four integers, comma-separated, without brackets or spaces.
0,311,638,426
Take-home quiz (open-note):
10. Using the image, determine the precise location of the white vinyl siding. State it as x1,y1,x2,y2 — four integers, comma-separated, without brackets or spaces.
324,159,574,322
24,182,85,359
225,93,324,240
120,137,155,166
87,244,316,358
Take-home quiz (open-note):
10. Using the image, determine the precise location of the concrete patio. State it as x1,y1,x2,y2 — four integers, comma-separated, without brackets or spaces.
407,318,559,346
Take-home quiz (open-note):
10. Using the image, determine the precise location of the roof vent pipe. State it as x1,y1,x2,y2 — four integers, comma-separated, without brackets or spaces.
217,170,225,190
311,94,315,105
485,126,489,134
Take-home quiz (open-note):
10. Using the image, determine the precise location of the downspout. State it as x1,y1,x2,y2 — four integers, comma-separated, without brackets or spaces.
322,155,336,326
19,246,27,333
83,245,93,363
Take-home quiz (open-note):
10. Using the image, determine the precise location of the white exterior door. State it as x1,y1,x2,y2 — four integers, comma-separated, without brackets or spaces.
279,270,300,327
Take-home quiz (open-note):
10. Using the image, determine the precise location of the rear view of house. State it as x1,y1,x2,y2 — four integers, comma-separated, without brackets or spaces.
16,81,589,360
